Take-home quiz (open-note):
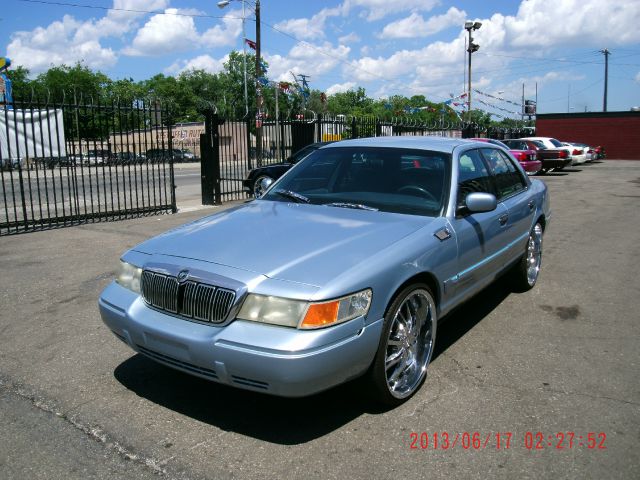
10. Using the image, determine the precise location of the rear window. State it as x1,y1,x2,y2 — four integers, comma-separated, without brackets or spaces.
550,138,564,148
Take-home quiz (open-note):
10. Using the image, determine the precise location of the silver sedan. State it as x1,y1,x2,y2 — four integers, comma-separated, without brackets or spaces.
99,136,550,406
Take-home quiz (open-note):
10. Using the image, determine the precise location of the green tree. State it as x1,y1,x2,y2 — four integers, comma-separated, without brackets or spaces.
5,66,31,100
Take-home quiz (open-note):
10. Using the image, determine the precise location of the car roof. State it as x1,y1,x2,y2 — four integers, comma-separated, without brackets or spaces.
321,135,480,153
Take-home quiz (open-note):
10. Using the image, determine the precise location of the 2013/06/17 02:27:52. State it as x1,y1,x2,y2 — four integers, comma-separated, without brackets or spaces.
408,431,607,450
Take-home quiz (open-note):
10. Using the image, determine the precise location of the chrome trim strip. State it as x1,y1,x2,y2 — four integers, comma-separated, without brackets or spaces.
447,231,529,284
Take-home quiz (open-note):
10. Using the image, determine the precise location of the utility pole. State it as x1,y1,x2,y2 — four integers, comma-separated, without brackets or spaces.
521,83,525,123
464,21,481,120
600,48,610,112
254,0,263,166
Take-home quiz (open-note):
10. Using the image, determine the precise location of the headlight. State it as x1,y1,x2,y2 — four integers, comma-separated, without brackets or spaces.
237,289,372,329
116,260,142,293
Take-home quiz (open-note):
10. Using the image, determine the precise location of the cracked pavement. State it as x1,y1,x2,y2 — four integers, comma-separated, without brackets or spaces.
1,160,639,479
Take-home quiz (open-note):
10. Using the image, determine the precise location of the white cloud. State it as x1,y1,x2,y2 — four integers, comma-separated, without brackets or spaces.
265,42,351,82
6,15,117,72
122,8,200,56
74,0,169,42
344,0,441,21
379,7,467,39
274,7,343,40
201,9,243,47
326,82,357,95
5,0,168,73
338,32,361,44
165,55,228,75
476,0,640,49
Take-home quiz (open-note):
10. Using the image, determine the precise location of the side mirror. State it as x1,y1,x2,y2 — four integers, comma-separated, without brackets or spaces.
256,177,274,198
464,192,497,213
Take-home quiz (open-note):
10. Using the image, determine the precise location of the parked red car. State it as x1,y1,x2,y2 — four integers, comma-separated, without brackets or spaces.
503,139,572,173
469,138,541,175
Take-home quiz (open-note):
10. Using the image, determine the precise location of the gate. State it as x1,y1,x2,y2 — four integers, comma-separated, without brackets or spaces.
199,110,532,204
0,98,176,235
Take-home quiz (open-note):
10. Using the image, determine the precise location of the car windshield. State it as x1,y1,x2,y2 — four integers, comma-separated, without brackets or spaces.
261,146,450,217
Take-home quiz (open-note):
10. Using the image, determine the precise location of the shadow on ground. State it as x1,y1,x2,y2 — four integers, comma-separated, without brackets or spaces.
114,279,511,444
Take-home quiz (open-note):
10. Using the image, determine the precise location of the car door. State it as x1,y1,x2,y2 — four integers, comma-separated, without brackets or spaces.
480,147,534,268
449,148,509,299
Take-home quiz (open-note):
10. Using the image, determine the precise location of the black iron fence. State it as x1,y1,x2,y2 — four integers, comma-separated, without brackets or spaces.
1,98,176,235
200,111,531,203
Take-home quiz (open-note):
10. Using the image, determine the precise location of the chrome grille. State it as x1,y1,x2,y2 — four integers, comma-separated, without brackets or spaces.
141,271,179,313
141,270,236,324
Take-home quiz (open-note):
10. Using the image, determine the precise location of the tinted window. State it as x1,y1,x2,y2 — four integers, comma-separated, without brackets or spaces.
550,138,564,148
457,149,494,207
263,147,450,217
504,140,522,150
481,148,526,199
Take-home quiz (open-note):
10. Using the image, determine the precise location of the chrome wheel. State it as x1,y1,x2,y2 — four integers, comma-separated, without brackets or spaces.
252,175,273,198
384,288,436,399
526,223,543,286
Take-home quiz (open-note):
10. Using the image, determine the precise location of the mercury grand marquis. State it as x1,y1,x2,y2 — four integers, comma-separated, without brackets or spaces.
99,136,550,406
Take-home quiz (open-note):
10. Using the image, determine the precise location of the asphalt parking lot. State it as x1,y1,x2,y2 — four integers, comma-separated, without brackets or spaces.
1,160,639,479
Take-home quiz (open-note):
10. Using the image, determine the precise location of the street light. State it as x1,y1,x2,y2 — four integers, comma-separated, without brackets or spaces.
218,0,264,167
464,20,481,119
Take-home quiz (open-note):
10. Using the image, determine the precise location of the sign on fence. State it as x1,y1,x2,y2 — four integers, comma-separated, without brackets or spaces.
0,108,66,163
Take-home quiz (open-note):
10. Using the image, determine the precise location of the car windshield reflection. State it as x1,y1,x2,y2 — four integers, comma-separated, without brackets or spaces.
261,146,450,217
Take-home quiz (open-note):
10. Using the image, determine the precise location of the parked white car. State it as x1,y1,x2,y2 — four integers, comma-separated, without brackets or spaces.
520,137,575,169
561,142,589,164
569,142,597,162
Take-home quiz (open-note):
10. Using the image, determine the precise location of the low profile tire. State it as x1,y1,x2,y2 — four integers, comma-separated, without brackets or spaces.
510,222,543,292
368,284,437,406
252,175,273,197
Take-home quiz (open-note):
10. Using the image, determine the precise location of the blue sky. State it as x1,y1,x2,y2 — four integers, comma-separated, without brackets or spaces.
3,0,640,116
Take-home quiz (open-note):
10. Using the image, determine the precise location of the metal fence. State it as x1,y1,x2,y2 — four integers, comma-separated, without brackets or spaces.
1,98,176,235
201,111,531,203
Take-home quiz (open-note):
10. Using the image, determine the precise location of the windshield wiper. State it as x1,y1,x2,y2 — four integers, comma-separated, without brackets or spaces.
325,202,379,211
274,189,310,203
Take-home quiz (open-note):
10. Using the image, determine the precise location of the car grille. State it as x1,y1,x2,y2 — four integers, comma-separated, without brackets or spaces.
141,270,236,324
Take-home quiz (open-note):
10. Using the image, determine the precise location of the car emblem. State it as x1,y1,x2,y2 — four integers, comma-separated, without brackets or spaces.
177,270,189,282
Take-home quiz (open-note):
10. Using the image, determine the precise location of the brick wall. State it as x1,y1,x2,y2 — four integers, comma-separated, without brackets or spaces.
536,112,640,160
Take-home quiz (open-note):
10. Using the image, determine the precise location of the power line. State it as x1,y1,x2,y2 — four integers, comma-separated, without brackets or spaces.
17,0,240,20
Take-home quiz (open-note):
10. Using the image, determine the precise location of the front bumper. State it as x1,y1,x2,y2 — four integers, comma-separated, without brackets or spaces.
99,282,383,397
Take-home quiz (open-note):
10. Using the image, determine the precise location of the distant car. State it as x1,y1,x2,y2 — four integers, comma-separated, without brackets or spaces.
243,142,335,197
520,137,575,169
469,138,541,175
85,149,113,166
179,149,196,161
561,142,588,165
115,152,144,165
502,139,572,173
566,142,597,162
146,149,183,163
99,136,550,406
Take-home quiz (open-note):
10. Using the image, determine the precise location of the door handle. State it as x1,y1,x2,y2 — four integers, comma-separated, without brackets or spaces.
528,200,535,210
498,214,508,226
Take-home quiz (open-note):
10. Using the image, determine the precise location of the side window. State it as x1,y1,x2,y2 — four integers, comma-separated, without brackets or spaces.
457,149,494,207
481,148,526,199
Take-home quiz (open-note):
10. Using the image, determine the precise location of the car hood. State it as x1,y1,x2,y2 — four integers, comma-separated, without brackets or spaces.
133,200,433,287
